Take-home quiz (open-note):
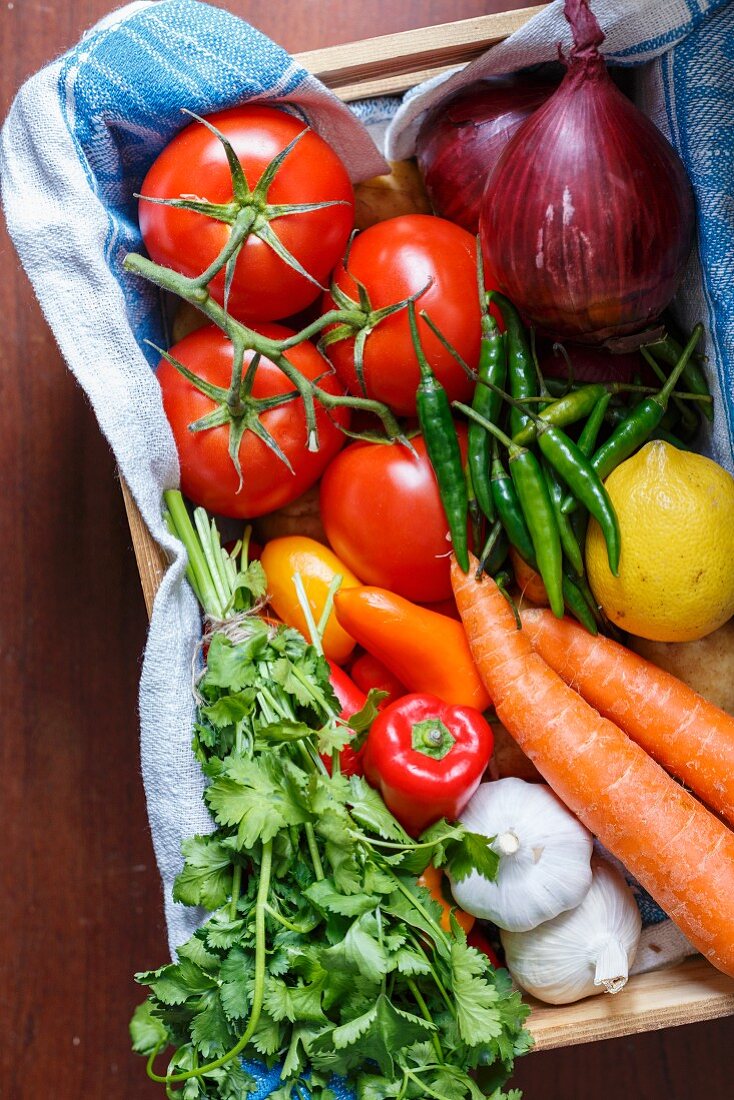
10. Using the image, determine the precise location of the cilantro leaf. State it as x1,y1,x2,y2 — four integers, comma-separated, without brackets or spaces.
190,989,234,1058
343,688,388,742
205,755,309,847
322,914,388,983
304,879,378,919
446,830,500,884
129,999,169,1055
204,630,269,691
173,834,234,910
451,941,504,1046
149,958,216,1006
330,994,432,1075
348,776,412,842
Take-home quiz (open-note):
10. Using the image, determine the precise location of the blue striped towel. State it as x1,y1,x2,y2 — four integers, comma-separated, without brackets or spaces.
2,1,733,1094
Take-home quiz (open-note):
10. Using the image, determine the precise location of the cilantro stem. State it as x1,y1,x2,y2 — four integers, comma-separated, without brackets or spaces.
164,490,223,617
383,865,451,952
146,840,273,1084
304,823,325,881
405,1067,454,1100
229,863,242,921
407,932,456,1020
406,978,443,1064
316,574,342,639
263,902,319,935
294,572,323,656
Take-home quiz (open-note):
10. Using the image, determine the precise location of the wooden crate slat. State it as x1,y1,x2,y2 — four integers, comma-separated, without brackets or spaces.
293,5,545,98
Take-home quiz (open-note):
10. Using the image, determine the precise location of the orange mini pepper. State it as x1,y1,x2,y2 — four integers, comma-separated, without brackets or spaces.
261,536,360,664
417,864,475,936
333,585,490,710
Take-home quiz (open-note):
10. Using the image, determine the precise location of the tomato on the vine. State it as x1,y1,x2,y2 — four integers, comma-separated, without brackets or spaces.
319,427,469,603
139,105,355,323
158,323,349,518
321,215,482,417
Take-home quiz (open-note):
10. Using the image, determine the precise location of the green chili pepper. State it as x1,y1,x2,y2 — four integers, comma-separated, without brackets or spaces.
541,459,585,578
469,316,506,522
459,405,564,618
489,440,536,566
577,392,612,456
645,331,713,422
488,291,538,439
409,302,470,573
588,324,703,484
511,382,608,447
640,346,699,438
487,443,595,633
534,421,621,577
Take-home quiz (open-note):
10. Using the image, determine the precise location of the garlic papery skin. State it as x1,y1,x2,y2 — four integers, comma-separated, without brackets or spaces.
500,858,642,1005
448,778,593,932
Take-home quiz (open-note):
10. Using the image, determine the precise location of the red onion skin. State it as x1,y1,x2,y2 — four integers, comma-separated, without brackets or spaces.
415,77,557,234
537,341,648,384
479,1,696,345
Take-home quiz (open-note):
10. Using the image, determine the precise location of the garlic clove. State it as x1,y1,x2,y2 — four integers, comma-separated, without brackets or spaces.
449,778,594,931
500,858,642,1005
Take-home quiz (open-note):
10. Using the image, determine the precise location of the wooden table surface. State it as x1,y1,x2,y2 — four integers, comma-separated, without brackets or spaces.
1,1,732,1096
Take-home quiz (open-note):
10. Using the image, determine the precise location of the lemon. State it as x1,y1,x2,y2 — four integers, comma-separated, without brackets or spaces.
585,441,734,642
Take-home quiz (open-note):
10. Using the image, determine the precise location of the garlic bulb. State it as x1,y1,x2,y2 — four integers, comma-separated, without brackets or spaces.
449,778,593,932
500,858,642,1005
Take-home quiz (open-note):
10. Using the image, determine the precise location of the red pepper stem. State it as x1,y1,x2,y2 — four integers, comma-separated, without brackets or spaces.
411,718,456,760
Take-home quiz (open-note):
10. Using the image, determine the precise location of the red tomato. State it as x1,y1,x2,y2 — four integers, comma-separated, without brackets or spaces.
158,323,348,518
321,215,482,417
139,106,354,323
319,427,468,603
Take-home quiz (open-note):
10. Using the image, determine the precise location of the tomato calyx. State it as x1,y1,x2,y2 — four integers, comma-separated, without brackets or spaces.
321,264,432,396
136,110,351,310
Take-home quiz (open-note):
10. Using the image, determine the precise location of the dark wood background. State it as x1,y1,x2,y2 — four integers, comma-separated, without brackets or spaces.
1,1,731,1096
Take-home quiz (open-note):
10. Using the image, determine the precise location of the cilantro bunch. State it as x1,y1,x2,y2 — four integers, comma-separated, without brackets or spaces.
130,492,531,1099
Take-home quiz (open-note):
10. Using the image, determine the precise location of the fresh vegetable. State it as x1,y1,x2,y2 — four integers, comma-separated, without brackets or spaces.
467,924,503,970
354,159,431,229
480,0,695,343
362,693,494,836
417,863,476,936
451,558,734,980
449,779,593,932
349,652,407,708
260,535,359,663
490,293,539,440
320,214,481,417
581,324,702,487
138,105,354,322
501,858,641,1005
320,430,469,603
253,484,327,545
136,494,531,1099
334,585,490,711
586,440,734,642
468,259,507,523
156,323,350,518
520,606,734,829
630,621,734,717
410,301,470,572
325,660,368,777
415,76,557,233
459,406,564,618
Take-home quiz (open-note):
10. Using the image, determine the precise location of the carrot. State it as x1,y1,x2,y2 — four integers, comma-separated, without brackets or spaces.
521,608,734,830
451,556,734,979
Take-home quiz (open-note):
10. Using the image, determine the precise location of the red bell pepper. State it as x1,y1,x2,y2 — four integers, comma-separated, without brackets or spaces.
362,693,493,836
349,652,406,709
324,660,367,777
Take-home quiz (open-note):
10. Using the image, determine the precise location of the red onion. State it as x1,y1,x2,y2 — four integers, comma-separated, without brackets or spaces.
415,76,557,233
480,0,696,345
537,340,647,384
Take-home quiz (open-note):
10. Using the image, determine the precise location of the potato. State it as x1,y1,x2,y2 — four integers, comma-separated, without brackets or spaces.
253,484,327,546
354,159,432,230
488,720,542,782
630,617,734,715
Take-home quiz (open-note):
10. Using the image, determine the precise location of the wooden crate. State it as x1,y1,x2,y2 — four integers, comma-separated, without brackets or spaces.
121,6,734,1053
